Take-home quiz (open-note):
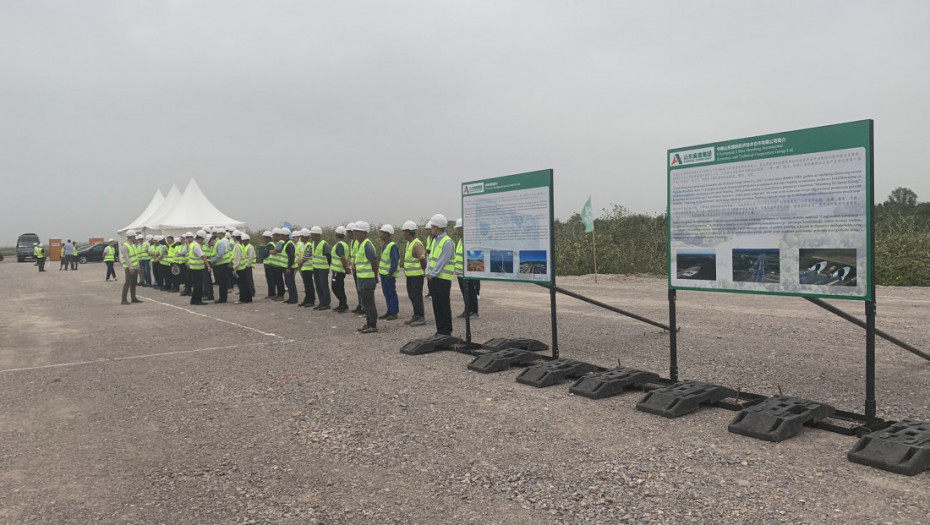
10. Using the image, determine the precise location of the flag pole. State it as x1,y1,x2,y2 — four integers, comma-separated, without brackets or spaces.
593,231,598,283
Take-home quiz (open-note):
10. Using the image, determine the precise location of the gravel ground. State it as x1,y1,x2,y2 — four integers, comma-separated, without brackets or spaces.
0,262,928,524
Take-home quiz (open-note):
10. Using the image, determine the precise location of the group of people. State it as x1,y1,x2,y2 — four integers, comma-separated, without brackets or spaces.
113,213,480,337
57,240,80,271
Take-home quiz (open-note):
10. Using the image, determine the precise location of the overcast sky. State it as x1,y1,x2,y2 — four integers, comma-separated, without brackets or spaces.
2,1,928,245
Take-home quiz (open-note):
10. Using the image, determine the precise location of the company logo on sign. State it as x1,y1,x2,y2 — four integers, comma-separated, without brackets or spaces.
463,182,484,195
669,147,714,167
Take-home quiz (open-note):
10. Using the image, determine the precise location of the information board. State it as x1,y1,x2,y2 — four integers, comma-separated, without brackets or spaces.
461,169,554,284
668,120,873,300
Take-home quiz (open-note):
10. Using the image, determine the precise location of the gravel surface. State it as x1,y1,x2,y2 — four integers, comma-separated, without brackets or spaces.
1,262,928,524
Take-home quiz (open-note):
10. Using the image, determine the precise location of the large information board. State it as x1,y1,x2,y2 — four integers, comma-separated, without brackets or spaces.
461,169,554,284
668,120,873,300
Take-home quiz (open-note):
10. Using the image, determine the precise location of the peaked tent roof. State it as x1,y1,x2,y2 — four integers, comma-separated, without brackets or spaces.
155,178,245,231
118,189,165,233
140,183,183,233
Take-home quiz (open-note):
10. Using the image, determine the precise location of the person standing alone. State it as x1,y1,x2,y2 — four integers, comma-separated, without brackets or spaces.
119,231,142,305
103,238,118,281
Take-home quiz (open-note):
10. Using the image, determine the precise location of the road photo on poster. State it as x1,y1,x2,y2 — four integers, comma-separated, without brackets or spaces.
676,249,717,281
799,249,856,286
462,170,553,283
732,248,780,283
668,120,872,300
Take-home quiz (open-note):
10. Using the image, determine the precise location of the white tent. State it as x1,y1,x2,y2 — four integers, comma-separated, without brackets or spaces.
155,178,246,239
118,189,165,235
138,183,183,237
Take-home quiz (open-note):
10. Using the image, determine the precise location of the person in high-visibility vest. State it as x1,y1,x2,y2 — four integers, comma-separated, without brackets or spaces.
59,243,69,271
347,222,364,314
260,230,276,299
454,218,478,318
310,226,332,310
425,214,455,336
424,220,435,300
119,231,142,304
296,228,316,307
210,229,233,303
140,234,153,286
353,221,379,333
187,230,212,305
34,244,47,272
103,238,118,281
378,224,400,321
231,231,252,304
330,226,350,313
401,220,427,326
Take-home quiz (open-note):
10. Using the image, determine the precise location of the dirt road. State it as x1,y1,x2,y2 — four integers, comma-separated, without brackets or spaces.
1,262,928,523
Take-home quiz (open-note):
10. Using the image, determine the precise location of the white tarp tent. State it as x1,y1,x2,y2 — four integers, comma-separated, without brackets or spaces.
137,183,183,237
118,190,165,235
155,178,246,239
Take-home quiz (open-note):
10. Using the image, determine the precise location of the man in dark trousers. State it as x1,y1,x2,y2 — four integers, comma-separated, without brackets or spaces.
187,231,211,305
401,220,427,326
425,214,455,336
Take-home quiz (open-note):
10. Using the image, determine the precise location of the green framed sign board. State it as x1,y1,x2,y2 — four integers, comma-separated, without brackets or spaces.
461,169,554,284
667,120,874,300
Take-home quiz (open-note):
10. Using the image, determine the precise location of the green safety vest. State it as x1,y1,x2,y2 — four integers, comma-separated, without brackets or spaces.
188,241,205,270
140,241,151,261
312,240,329,271
103,245,115,262
217,238,234,265
264,241,284,267
121,242,139,268
331,240,348,274
245,244,255,268
454,239,464,273
428,235,454,281
34,246,45,259
234,243,248,271
157,244,169,265
349,239,358,267
300,242,314,272
354,238,376,279
379,241,399,277
404,238,424,277
283,240,297,269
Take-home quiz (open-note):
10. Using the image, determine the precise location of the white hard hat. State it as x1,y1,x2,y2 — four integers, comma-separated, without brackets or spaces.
281,227,291,235
355,221,370,232
335,226,346,235
271,227,283,235
145,234,153,241
310,226,323,235
455,218,463,228
185,232,194,238
241,233,250,241
232,230,242,237
153,235,163,241
429,214,448,228
226,226,234,231
195,230,206,238
347,222,356,230
402,220,417,231
262,230,272,237
108,238,115,243
425,220,433,228
299,228,311,236
380,224,395,235
126,229,137,237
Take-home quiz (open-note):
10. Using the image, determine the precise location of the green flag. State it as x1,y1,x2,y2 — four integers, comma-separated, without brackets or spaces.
581,196,594,233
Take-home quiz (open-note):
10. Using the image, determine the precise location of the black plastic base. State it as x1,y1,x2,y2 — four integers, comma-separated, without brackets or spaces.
848,419,930,475
515,358,599,388
468,348,544,374
481,338,549,352
728,395,835,442
569,367,660,399
636,381,736,418
400,334,464,355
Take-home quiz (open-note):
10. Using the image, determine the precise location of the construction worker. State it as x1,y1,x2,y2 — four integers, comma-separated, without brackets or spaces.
140,234,153,286
455,218,478,318
103,238,118,281
176,233,192,295
425,215,455,336
187,230,211,305
260,230,275,298
401,220,427,326
424,220,435,299
34,243,46,272
310,225,332,310
232,231,252,303
59,242,70,271
297,228,316,307
353,221,379,333
279,227,298,303
119,231,142,304
201,228,217,301
378,224,400,321
347,222,364,314
210,229,232,303
330,226,350,312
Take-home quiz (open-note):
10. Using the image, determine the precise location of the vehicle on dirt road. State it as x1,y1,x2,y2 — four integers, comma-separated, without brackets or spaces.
16,233,41,262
